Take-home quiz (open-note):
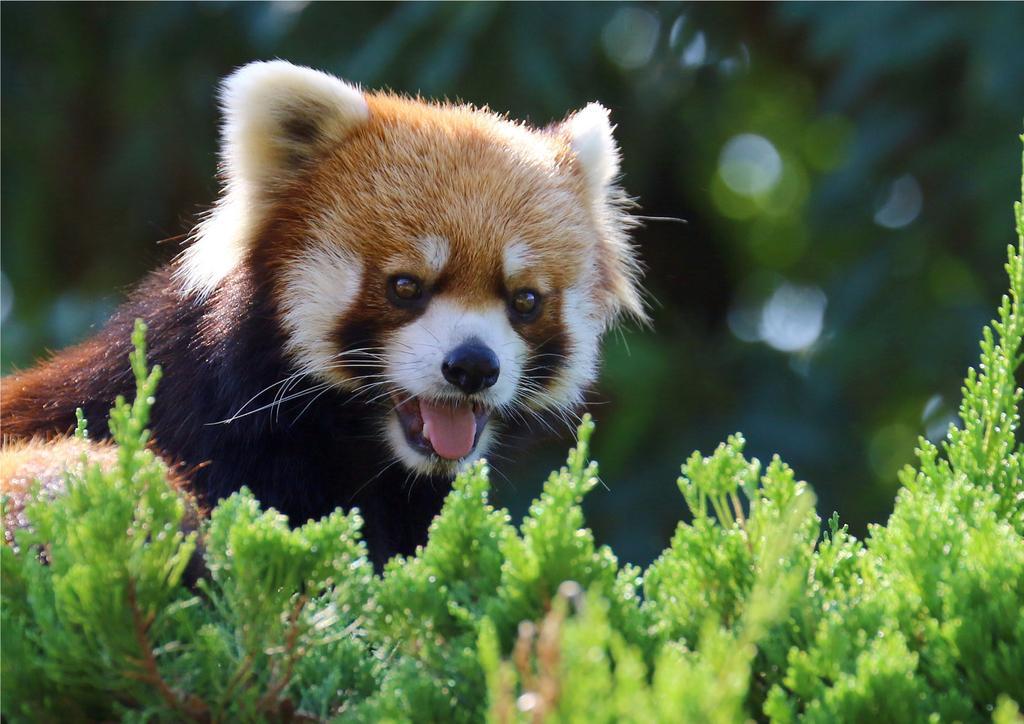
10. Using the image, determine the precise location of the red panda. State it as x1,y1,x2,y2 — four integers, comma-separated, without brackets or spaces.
1,61,645,566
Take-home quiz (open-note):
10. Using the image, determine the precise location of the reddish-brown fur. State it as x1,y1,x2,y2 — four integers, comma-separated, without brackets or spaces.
0,64,643,567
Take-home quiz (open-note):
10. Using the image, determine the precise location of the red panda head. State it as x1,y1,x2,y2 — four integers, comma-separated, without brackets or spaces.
178,61,645,475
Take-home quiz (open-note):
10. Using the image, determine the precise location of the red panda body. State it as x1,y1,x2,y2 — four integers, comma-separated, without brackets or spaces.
2,266,446,562
1,62,644,566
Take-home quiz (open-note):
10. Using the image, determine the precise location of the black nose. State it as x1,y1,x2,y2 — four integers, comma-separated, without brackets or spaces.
442,340,500,394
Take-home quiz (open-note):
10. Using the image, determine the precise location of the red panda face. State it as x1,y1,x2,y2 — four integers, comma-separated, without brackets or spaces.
178,62,645,475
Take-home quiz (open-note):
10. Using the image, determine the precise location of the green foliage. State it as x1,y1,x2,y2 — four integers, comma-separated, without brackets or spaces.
4,4,1024,564
3,168,1024,721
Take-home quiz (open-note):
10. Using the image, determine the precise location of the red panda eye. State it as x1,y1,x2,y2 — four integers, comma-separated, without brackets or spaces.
510,289,540,319
389,275,423,302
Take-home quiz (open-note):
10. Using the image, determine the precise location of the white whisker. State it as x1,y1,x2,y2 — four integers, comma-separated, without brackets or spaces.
206,382,331,425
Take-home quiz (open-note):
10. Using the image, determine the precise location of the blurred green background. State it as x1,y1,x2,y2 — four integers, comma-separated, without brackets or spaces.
3,2,1022,565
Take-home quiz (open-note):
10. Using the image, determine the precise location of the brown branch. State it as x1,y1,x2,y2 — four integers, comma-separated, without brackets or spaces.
126,579,210,723
513,620,537,693
534,604,564,724
258,594,309,719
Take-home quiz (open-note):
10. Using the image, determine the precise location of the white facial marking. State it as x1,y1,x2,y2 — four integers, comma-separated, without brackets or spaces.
502,240,534,278
385,415,430,472
503,240,553,295
279,240,363,377
418,235,450,276
543,283,602,408
386,299,526,408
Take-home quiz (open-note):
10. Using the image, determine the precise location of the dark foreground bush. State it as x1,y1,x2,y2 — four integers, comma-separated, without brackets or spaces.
3,161,1023,722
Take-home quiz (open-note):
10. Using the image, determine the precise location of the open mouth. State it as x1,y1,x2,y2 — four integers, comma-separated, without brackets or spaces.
392,395,491,461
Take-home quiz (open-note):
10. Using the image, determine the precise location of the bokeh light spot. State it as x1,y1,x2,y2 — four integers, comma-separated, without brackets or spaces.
727,304,763,343
718,43,751,77
922,394,957,442
869,423,916,481
711,172,759,220
922,394,943,421
602,8,660,71
760,157,810,217
272,1,308,16
680,31,707,68
668,14,687,48
719,134,783,197
873,174,923,229
758,283,827,352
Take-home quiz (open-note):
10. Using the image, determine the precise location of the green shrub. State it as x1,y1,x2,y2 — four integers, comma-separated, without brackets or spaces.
3,159,1022,722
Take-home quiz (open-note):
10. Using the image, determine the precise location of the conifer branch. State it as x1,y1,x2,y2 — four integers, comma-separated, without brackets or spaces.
258,594,308,718
126,580,210,723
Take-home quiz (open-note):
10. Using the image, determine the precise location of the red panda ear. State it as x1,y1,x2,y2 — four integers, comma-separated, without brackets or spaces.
563,104,648,328
219,60,369,189
564,103,621,200
178,62,369,298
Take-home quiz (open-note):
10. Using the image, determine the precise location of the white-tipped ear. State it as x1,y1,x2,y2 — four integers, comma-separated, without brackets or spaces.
565,102,620,198
220,60,369,186
563,103,647,328
177,62,369,298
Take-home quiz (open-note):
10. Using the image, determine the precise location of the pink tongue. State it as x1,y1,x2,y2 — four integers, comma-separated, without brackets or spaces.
419,400,476,460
